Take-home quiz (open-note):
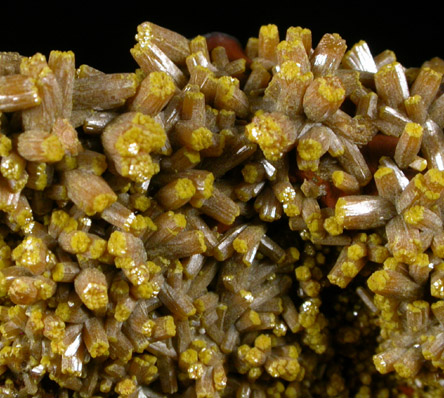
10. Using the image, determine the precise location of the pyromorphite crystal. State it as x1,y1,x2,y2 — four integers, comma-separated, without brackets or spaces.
70,231,91,253
79,282,108,311
41,135,64,162
174,178,196,199
107,231,128,257
245,111,296,161
298,139,324,161
317,77,345,102
3,18,444,398
115,120,165,156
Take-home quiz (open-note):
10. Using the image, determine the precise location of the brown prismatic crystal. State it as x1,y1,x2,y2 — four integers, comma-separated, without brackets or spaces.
2,18,444,398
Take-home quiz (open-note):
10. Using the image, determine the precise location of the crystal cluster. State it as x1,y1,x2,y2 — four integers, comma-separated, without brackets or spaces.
1,20,444,397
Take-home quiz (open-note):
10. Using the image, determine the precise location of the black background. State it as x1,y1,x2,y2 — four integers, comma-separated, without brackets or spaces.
0,3,442,73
